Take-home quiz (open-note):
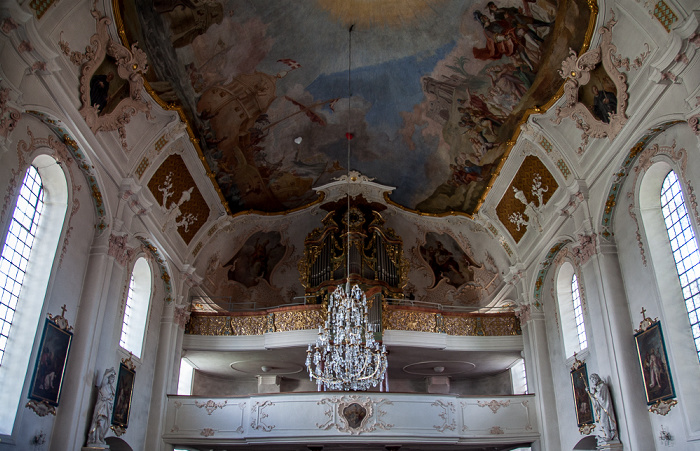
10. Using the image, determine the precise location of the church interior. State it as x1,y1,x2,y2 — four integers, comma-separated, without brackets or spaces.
0,0,699,449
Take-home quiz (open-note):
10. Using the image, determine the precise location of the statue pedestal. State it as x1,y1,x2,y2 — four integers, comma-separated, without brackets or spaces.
82,445,109,450
597,440,623,450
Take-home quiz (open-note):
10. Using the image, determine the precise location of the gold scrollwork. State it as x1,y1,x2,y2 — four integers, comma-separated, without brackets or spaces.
383,309,521,337
186,315,233,336
273,309,325,332
231,315,268,336
441,316,478,336
382,309,438,333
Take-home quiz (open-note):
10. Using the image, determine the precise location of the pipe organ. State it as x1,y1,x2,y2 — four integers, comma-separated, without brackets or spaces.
298,200,408,299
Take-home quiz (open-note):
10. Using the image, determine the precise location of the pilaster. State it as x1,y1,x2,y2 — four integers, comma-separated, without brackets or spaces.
579,236,654,450
50,232,121,451
521,310,560,451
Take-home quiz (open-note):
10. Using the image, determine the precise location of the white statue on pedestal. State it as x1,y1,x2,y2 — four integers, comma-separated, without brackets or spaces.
586,373,618,443
87,367,116,447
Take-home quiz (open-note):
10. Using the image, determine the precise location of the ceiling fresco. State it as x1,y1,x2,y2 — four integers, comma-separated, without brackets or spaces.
118,0,592,216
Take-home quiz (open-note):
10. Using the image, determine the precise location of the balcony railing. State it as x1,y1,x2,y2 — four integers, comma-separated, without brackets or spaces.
185,301,521,337
163,392,538,447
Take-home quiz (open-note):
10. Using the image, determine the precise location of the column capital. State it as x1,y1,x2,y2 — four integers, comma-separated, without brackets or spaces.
572,232,598,265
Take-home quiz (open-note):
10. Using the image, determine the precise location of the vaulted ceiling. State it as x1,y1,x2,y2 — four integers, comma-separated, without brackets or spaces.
117,0,592,217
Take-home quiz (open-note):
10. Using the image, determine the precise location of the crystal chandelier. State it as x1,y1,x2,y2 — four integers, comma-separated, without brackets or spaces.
305,24,388,391
306,283,387,390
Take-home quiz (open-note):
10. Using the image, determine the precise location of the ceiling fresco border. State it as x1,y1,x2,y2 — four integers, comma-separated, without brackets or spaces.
532,239,571,308
112,0,597,219
25,110,109,233
599,120,684,239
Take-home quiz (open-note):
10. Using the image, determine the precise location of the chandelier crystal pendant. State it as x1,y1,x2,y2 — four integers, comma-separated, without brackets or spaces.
306,283,388,391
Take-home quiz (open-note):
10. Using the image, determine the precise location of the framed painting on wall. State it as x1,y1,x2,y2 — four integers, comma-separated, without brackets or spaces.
111,361,135,429
571,360,594,428
634,319,675,405
28,318,73,407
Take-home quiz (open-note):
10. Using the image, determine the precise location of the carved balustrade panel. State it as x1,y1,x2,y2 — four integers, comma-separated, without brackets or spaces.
164,393,538,443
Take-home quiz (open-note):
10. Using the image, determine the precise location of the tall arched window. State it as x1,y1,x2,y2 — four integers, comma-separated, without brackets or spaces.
557,261,588,357
660,170,700,362
571,274,588,351
0,166,44,366
0,156,67,435
119,257,152,359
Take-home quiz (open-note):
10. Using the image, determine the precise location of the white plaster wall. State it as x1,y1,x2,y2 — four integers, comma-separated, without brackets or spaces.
615,123,700,448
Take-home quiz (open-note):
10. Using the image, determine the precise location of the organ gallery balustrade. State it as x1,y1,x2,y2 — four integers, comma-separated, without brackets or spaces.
185,302,521,337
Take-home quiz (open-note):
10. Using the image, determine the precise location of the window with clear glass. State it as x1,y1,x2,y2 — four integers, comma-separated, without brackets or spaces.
0,166,44,366
660,170,700,362
119,257,152,358
557,261,587,357
572,274,588,351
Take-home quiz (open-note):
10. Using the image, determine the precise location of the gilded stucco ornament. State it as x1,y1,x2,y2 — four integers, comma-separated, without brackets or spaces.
316,395,393,435
60,7,152,151
553,11,629,154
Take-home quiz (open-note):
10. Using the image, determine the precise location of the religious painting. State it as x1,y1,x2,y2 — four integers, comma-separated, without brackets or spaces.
553,14,629,152
67,8,151,151
111,362,135,429
116,0,593,216
634,321,675,405
343,403,367,429
571,362,594,427
28,319,72,407
89,57,130,116
223,231,285,288
577,65,618,124
420,233,478,289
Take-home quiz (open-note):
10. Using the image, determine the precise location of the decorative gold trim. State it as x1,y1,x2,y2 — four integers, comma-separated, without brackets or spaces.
110,425,126,436
48,304,73,332
121,353,136,371
649,399,677,416
579,423,596,435
634,307,658,334
571,352,585,371
26,399,56,417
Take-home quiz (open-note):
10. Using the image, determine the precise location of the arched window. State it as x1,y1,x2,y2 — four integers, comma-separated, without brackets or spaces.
571,273,588,351
0,156,67,435
0,166,44,366
119,257,152,359
660,170,700,362
557,261,588,358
